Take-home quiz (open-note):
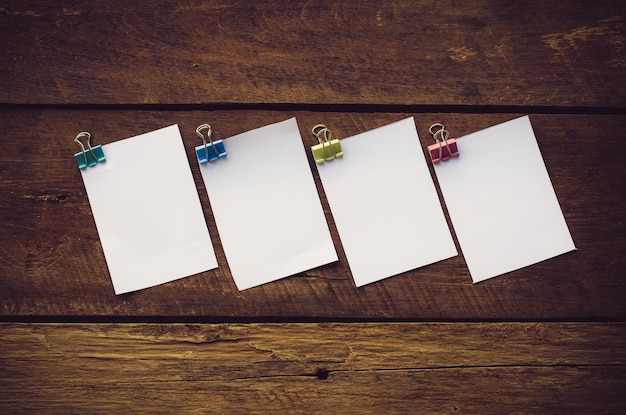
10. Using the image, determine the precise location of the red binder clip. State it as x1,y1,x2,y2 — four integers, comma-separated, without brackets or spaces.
428,123,459,164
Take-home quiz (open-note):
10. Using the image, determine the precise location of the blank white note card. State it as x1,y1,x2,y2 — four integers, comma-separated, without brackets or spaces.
198,118,338,290
433,116,576,283
79,125,218,294
316,117,458,287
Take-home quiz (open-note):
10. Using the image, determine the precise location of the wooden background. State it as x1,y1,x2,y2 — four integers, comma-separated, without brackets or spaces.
1,1,625,413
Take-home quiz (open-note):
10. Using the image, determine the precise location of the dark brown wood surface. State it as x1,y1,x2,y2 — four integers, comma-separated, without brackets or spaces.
1,0,625,413
1,109,625,319
1,322,625,414
0,0,625,107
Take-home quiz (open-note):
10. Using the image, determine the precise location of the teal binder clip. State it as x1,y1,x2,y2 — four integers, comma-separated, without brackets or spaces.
311,124,343,165
74,132,105,169
195,124,226,164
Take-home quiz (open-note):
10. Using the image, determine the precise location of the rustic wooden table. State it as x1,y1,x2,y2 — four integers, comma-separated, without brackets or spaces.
1,1,625,413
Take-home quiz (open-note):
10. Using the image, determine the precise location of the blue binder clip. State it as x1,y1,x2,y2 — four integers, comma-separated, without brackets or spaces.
195,124,226,164
74,132,105,169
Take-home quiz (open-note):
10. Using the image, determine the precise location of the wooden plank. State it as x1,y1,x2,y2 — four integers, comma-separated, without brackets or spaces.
0,109,624,319
1,0,625,107
0,322,624,413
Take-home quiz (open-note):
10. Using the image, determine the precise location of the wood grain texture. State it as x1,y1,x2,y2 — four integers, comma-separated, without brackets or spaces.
0,0,625,106
1,2,624,412
1,109,624,319
0,322,624,414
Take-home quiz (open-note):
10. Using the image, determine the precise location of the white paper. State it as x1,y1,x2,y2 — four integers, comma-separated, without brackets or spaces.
316,117,457,287
434,116,576,283
79,125,217,294
198,118,338,290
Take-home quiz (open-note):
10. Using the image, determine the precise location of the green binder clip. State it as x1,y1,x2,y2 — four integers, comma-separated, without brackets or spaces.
74,132,105,169
311,124,343,165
